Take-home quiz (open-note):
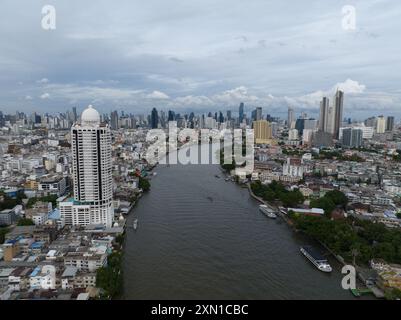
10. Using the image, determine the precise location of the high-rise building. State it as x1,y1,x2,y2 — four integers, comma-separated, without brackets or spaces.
302,129,314,145
218,111,224,123
253,120,272,144
386,116,395,132
376,116,386,134
312,131,334,148
288,128,299,141
342,128,363,148
239,102,244,124
168,110,175,122
364,117,377,128
333,90,344,139
303,119,318,131
256,107,262,121
72,107,77,122
319,90,344,139
251,107,262,121
288,107,294,128
151,108,159,129
110,110,119,130
60,105,114,227
319,97,329,132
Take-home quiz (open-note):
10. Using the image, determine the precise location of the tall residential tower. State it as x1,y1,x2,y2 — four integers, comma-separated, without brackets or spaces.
60,105,114,227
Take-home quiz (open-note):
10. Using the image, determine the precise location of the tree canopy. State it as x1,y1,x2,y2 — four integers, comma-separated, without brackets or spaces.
251,181,304,207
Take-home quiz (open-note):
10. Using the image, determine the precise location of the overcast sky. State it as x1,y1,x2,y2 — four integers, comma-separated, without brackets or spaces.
0,0,400,120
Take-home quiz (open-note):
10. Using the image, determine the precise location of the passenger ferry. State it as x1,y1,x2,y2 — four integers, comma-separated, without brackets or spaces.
259,205,277,219
300,246,332,273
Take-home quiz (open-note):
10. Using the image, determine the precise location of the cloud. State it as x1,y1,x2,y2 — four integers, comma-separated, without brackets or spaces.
25,95,32,100
332,79,366,94
37,78,49,84
298,79,366,105
0,0,399,119
147,90,170,99
212,86,258,104
40,93,50,99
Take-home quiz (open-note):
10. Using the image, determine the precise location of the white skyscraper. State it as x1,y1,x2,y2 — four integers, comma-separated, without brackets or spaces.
60,105,114,227
376,116,386,134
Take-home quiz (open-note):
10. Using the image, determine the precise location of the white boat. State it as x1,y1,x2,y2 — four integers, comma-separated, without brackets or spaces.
133,219,138,230
300,246,332,273
259,205,277,219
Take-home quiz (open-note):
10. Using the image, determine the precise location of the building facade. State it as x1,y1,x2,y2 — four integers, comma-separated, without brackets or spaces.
60,105,113,227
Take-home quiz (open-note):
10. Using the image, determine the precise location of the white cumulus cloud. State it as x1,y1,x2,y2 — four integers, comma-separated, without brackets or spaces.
40,93,50,99
147,90,170,99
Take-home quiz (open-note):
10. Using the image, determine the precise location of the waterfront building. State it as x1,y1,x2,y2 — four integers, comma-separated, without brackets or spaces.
60,105,114,228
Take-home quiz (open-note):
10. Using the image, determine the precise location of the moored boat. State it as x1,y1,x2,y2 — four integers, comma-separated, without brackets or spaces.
259,205,277,219
300,246,332,273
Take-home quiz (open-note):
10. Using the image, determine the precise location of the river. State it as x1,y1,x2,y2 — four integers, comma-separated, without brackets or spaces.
122,144,355,299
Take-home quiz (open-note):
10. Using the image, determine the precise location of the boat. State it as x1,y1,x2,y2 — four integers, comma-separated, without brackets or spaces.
300,246,332,273
133,219,138,230
259,205,277,219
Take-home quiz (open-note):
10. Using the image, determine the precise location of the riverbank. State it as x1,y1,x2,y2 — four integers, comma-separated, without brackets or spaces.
97,167,154,299
240,177,382,299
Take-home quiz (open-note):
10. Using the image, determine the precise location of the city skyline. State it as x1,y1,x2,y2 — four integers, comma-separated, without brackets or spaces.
0,1,400,119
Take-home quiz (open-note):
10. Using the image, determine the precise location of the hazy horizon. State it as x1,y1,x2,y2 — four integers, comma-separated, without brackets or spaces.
0,0,400,120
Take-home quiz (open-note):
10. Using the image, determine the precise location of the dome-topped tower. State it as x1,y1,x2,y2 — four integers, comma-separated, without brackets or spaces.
81,105,100,126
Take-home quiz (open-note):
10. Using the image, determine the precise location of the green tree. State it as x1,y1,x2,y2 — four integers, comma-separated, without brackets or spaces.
263,189,276,202
385,288,401,300
325,190,348,208
17,218,35,226
138,177,151,192
96,252,123,298
310,197,336,216
26,194,58,209
280,190,304,207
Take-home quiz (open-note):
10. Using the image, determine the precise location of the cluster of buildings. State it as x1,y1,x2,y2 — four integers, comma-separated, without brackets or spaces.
0,97,400,299
0,105,155,300
0,223,123,300
286,91,396,149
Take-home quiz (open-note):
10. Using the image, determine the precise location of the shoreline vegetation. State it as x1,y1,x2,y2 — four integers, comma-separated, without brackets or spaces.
220,153,401,300
97,170,152,299
247,178,401,268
